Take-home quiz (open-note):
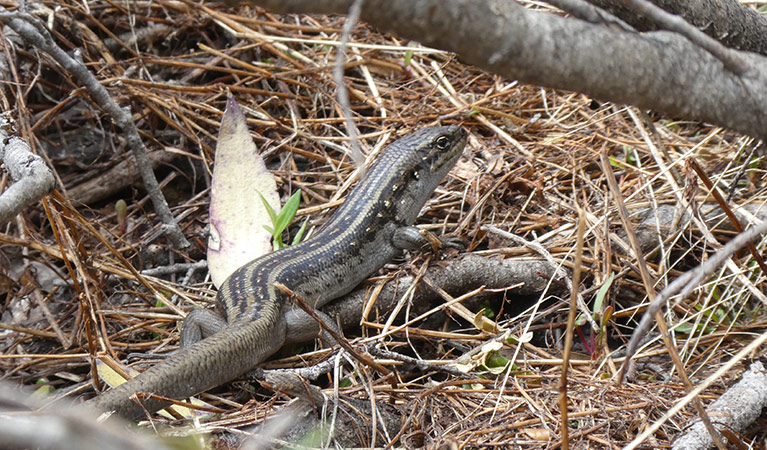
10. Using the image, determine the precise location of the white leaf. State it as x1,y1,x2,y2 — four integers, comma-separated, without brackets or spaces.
208,98,279,288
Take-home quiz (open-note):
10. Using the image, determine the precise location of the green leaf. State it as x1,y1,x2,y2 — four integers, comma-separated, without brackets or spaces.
608,156,626,168
672,321,715,335
673,322,694,333
601,305,614,329
292,217,309,246
622,145,638,165
258,190,304,250
472,308,495,332
258,191,278,226
296,424,330,447
485,352,509,368
593,272,614,315
31,383,52,399
115,199,127,233
506,331,533,345
274,190,302,235
155,293,169,308
403,45,414,68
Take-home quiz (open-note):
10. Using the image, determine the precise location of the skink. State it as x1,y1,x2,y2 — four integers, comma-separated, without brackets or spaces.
88,125,467,419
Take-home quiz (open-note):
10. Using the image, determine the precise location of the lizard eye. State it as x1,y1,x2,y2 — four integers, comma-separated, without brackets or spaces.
435,135,450,150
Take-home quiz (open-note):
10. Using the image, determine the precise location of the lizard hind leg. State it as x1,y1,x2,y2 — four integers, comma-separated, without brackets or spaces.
283,308,342,346
180,309,229,347
125,309,228,361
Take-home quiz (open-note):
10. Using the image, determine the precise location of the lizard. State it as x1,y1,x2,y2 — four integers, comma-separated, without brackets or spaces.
87,125,468,419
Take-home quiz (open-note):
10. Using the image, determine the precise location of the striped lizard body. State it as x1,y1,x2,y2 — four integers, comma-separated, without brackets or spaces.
88,126,467,419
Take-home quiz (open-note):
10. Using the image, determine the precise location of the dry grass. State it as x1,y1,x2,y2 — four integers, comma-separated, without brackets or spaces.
1,1,767,448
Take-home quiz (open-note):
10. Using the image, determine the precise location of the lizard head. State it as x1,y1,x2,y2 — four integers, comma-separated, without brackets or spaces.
406,125,467,179
373,125,467,225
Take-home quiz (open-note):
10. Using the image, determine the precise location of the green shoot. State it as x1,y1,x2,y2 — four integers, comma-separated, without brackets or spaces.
292,217,309,246
115,199,127,234
259,190,304,250
403,44,414,68
576,272,614,327
593,272,614,316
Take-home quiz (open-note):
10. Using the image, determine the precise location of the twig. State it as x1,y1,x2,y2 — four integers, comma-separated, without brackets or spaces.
623,0,749,75
249,357,337,383
333,0,366,173
273,281,392,377
140,261,208,277
542,0,634,32
0,118,55,225
726,140,760,202
601,149,726,450
620,212,767,380
558,206,585,450
366,344,467,377
624,333,767,450
0,381,174,450
482,225,599,332
687,157,767,274
66,148,179,205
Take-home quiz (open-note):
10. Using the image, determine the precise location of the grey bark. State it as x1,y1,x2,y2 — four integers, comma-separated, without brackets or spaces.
587,0,767,57
324,255,560,331
67,148,179,205
321,200,767,333
672,361,767,450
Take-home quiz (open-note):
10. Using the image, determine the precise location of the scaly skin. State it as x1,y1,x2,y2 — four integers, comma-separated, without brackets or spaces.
88,126,467,419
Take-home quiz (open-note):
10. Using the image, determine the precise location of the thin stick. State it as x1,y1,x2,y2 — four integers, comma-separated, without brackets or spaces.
558,206,585,450
273,281,391,378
